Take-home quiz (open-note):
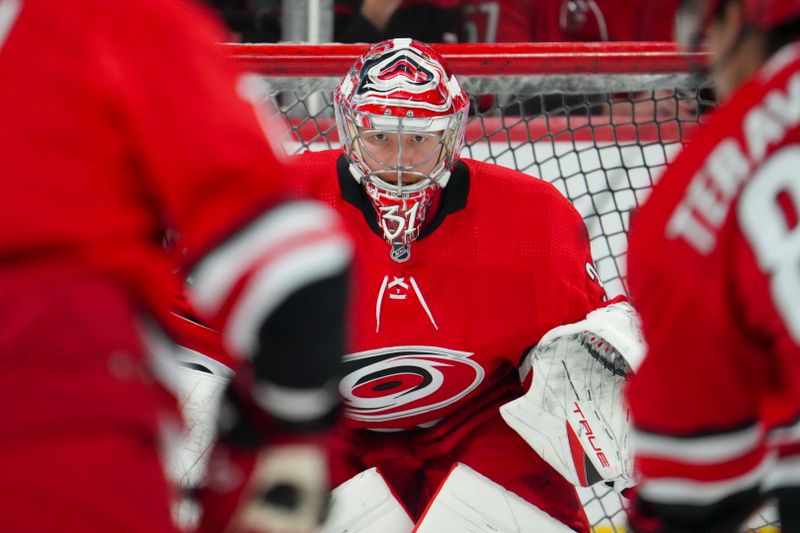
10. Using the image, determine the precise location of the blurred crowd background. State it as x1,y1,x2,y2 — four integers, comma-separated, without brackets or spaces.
204,0,712,120
206,0,680,45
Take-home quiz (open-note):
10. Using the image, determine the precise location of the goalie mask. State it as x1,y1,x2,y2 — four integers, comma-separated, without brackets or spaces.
334,38,469,262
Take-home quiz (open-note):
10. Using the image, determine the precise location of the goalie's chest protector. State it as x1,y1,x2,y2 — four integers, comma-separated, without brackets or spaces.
293,151,606,430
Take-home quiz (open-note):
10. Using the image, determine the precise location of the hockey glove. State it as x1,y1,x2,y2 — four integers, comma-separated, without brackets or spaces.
500,302,645,489
196,368,332,533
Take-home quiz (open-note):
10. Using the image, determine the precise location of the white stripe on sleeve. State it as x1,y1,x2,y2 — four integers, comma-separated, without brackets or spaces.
633,424,762,464
190,200,342,316
763,454,800,492
638,452,775,506
768,416,800,447
226,231,352,358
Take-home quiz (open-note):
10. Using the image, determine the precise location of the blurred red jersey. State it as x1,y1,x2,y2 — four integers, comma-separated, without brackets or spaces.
626,43,800,529
0,0,289,322
0,1,304,532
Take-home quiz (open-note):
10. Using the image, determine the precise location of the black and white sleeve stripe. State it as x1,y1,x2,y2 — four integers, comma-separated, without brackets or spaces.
189,199,352,429
189,200,352,358
631,422,770,531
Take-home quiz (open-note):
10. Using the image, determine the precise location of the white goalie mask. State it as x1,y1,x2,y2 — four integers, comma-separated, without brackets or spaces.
334,38,469,262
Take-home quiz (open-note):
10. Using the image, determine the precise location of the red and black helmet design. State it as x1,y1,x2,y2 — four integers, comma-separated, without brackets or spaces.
334,39,470,258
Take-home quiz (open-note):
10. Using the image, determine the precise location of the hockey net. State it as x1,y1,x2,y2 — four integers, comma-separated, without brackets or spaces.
225,42,778,533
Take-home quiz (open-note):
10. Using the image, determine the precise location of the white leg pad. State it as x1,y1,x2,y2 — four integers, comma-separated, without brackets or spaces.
321,468,414,533
414,464,575,533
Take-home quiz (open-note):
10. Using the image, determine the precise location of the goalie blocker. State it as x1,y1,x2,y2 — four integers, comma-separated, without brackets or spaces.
501,301,645,489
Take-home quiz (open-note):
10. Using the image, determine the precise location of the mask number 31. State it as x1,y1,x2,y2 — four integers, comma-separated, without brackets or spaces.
380,202,420,241
739,145,800,343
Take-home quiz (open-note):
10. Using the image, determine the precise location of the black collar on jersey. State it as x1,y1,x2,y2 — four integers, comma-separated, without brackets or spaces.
336,153,470,241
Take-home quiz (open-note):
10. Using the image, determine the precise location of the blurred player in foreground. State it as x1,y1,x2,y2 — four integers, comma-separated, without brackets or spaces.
0,1,351,532
626,0,800,531
292,38,646,532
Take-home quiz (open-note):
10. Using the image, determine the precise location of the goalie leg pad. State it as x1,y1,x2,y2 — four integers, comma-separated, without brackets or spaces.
414,463,576,532
321,468,414,533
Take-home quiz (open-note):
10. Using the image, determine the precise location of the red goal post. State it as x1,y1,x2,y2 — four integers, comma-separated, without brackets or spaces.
226,41,705,77
221,42,780,533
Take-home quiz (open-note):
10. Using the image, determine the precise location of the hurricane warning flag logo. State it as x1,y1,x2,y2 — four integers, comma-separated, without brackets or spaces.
340,345,485,423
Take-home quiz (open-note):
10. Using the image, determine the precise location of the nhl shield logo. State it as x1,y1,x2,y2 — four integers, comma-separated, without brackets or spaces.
390,241,411,262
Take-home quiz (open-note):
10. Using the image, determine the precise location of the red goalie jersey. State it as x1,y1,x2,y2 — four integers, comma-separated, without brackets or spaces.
626,44,800,531
295,150,606,431
292,148,607,529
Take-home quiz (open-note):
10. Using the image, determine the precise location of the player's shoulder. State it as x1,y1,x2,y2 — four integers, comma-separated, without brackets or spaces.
289,148,342,180
292,148,343,168
463,158,567,199
716,43,800,125
757,42,800,88
458,158,589,263
288,148,344,197
637,45,800,228
461,158,580,220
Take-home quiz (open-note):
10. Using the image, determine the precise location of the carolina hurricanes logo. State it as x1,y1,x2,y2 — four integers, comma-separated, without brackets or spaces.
356,48,442,98
340,346,485,423
377,58,433,84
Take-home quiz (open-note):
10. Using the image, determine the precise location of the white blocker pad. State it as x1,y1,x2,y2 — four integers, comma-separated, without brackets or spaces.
321,468,414,533
414,463,574,532
501,302,644,488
